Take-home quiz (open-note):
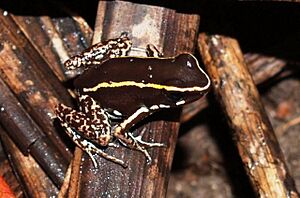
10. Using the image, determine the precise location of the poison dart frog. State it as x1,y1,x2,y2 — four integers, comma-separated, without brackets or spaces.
55,33,211,167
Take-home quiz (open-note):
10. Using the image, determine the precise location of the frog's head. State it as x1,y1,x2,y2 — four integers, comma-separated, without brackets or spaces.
161,53,211,106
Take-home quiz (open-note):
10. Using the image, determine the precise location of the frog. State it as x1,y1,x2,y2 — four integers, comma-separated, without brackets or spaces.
55,33,211,168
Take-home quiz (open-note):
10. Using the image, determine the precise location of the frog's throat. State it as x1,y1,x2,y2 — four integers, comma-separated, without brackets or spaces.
83,81,210,93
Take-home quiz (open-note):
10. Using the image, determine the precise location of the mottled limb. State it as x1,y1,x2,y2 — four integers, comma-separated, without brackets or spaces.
64,34,132,70
55,103,126,167
56,103,111,146
79,95,120,121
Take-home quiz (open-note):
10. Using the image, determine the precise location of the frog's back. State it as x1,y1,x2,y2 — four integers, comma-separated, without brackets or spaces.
74,55,208,89
74,54,210,116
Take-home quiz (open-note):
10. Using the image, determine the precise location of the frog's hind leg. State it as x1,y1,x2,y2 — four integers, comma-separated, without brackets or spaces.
56,103,109,146
58,95,114,147
64,33,132,71
55,103,126,167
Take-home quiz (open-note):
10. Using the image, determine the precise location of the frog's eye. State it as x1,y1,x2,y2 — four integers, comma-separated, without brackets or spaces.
165,91,184,102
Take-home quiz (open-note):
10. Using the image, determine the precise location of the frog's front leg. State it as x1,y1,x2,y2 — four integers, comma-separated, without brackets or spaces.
113,106,165,162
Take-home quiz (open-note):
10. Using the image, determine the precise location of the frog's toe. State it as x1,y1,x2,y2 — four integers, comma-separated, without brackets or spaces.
132,135,165,148
128,129,165,148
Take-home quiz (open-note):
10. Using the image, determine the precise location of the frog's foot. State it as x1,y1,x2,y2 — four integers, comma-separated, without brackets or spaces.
126,133,152,162
130,44,163,58
127,133,165,163
146,44,163,57
116,128,165,163
129,128,165,148
87,140,127,168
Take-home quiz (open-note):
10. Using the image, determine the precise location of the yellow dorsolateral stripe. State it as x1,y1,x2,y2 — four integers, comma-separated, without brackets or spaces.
83,81,209,92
